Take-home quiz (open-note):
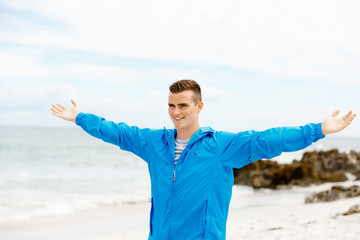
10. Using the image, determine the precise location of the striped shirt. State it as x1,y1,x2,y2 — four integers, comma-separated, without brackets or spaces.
174,137,190,165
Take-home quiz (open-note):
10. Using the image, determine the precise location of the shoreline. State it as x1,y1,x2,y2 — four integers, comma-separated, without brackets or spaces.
1,187,360,240
0,202,151,240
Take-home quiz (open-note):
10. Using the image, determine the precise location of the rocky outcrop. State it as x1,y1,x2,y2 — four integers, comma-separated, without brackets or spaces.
305,185,360,203
233,149,360,189
342,204,360,216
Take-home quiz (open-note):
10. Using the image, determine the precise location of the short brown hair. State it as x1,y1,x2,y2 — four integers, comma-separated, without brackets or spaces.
169,79,202,104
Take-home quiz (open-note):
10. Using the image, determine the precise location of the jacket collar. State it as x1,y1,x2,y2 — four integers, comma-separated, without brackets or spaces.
164,126,214,144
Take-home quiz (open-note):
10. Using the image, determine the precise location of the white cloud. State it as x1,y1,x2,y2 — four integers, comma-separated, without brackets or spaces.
0,84,80,126
1,0,360,84
145,88,168,101
53,64,133,83
41,61,220,86
0,110,34,118
52,64,194,84
0,49,218,85
202,86,231,101
0,0,359,136
0,53,47,79
0,84,79,109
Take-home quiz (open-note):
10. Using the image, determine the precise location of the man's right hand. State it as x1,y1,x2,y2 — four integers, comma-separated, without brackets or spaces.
51,99,80,123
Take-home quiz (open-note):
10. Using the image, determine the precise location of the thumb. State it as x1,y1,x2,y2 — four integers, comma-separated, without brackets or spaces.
331,109,340,117
71,98,78,107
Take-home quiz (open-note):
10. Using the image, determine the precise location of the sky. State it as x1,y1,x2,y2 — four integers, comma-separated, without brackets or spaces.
0,0,359,137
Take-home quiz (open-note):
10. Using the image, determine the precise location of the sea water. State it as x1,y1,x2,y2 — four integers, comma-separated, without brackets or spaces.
0,126,150,222
0,126,359,222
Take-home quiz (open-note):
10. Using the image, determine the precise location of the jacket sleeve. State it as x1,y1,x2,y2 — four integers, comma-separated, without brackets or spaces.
75,112,152,162
219,123,325,169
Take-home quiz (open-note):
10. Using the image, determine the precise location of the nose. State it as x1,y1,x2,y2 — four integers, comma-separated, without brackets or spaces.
174,107,181,115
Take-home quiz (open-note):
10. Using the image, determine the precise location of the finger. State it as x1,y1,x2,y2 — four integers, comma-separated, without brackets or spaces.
71,99,78,107
52,104,63,112
343,120,354,129
50,107,61,114
342,110,352,120
344,114,357,123
56,103,66,110
331,109,340,117
51,111,63,118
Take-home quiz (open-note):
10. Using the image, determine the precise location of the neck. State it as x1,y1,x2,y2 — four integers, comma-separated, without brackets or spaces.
176,125,200,139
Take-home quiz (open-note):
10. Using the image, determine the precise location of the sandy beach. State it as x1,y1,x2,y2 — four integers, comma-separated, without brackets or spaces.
227,196,360,240
1,187,359,240
2,127,359,240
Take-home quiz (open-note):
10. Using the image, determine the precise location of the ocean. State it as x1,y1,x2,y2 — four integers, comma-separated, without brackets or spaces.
1,125,359,223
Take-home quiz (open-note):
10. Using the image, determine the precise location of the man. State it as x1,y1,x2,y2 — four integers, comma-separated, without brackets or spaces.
51,80,356,240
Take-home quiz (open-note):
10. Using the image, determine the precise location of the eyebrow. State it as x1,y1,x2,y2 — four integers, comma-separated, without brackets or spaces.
168,103,189,106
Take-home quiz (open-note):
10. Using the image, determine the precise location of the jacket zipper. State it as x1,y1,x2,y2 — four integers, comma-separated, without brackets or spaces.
171,164,176,240
169,137,176,240
168,135,204,239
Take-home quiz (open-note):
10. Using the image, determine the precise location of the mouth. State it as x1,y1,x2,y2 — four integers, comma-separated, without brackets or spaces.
174,117,184,121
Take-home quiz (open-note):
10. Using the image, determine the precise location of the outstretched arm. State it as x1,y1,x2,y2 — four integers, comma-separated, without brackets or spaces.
50,100,155,162
220,109,357,169
51,99,80,123
322,110,357,136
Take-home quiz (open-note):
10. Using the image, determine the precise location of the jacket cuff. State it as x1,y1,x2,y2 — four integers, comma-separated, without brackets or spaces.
75,112,85,126
316,123,325,140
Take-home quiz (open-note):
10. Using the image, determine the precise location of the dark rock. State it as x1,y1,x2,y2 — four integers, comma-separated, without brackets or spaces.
233,149,360,189
267,227,282,231
305,185,360,203
343,204,360,216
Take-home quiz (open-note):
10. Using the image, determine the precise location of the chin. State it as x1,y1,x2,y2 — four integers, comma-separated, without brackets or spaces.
173,123,184,129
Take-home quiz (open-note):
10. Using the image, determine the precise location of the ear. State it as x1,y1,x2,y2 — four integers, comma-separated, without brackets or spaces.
197,101,204,113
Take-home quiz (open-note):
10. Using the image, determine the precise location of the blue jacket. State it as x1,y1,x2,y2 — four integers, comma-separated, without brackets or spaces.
75,112,325,240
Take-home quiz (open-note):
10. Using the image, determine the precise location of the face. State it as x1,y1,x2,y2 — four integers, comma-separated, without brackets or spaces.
168,90,203,132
